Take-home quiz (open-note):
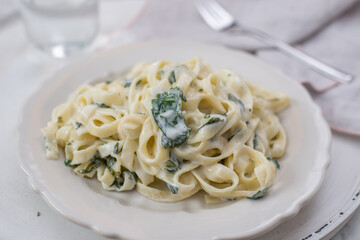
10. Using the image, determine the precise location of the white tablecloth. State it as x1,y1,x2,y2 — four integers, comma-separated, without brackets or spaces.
0,1,359,239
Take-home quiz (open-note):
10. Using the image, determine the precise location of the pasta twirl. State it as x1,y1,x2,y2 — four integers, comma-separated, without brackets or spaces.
41,58,290,203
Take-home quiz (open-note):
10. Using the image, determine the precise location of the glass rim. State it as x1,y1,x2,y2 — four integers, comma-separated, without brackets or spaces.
20,0,98,14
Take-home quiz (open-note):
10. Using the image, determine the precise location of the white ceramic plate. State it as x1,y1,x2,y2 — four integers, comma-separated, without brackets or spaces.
16,41,331,240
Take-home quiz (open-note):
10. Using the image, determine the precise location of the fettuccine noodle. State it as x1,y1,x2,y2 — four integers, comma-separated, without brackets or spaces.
41,58,290,203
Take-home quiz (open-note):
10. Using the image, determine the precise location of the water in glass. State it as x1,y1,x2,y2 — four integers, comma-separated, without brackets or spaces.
20,0,98,58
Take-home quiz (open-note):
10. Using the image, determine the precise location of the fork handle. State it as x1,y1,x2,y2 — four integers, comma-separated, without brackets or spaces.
231,26,354,84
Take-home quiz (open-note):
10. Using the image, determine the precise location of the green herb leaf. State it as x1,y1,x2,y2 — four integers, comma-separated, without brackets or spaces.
164,160,177,173
126,170,138,182
77,152,138,189
75,122,82,129
64,159,79,168
111,172,124,188
106,155,116,169
199,88,204,92
227,128,242,141
160,135,172,148
247,188,268,199
107,158,121,188
110,169,138,188
113,142,121,154
78,151,106,174
167,183,178,194
198,116,224,131
78,160,101,174
253,132,259,150
57,116,63,123
64,159,72,167
159,70,165,79
151,87,190,148
228,93,245,114
267,156,280,169
168,71,176,84
204,114,210,118
123,77,136,88
164,151,183,174
95,102,110,108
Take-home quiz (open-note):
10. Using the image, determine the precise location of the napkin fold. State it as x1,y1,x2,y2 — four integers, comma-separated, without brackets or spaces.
126,0,360,134
128,0,358,50
257,2,360,134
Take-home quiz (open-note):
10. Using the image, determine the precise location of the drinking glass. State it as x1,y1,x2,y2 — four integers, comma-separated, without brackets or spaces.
19,0,99,58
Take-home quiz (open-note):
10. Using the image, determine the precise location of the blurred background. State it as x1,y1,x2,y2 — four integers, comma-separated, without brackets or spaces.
0,0,359,239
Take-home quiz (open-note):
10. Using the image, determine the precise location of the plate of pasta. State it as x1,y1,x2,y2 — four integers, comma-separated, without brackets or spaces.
16,41,331,239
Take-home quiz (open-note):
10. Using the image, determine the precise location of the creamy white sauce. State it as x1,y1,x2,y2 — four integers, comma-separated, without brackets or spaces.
160,110,176,119
165,123,189,139
98,141,117,157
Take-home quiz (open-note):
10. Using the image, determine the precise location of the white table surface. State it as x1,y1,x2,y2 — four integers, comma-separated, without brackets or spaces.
0,1,359,239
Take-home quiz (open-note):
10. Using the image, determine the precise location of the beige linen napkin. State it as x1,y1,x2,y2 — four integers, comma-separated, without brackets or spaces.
257,3,360,134
128,0,357,50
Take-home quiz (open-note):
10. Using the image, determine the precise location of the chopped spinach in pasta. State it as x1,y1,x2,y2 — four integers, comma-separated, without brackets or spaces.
151,87,191,148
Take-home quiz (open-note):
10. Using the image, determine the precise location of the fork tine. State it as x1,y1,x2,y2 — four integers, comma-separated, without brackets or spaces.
195,0,354,83
207,0,235,23
198,0,222,21
194,0,236,31
194,1,220,29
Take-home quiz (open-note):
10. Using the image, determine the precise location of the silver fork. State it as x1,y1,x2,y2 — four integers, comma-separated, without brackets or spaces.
194,0,354,84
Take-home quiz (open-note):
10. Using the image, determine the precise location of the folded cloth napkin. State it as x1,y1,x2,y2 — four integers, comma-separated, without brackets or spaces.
128,0,358,50
257,3,360,134
124,0,360,135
